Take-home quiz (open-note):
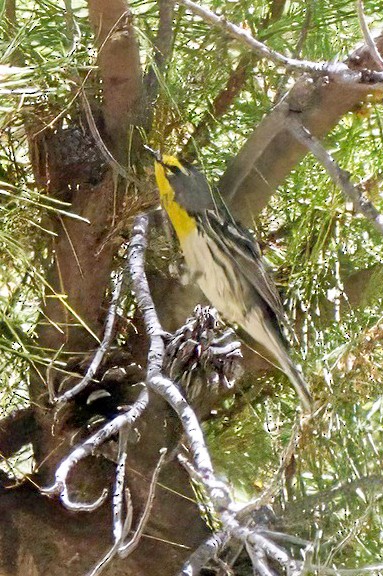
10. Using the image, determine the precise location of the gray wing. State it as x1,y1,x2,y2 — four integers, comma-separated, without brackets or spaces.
198,210,288,326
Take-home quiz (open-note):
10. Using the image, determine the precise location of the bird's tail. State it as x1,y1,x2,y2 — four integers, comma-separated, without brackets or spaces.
241,314,313,412
279,355,313,412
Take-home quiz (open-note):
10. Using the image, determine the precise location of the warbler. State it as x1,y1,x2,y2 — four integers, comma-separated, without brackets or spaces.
145,146,312,411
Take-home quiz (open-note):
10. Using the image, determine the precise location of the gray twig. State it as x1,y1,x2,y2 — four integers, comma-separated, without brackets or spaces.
86,427,131,576
288,115,383,236
174,0,383,88
118,448,167,558
128,214,308,575
356,0,383,71
87,445,167,575
128,214,221,489
55,268,125,404
113,428,130,543
178,532,229,575
42,389,149,510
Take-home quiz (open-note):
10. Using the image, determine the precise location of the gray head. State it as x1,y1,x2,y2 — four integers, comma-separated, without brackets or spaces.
165,161,215,213
145,145,215,213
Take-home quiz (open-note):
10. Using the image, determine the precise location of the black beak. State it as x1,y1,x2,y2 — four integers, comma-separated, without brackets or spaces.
143,144,162,163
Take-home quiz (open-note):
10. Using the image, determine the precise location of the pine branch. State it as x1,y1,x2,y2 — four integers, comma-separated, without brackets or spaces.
174,0,383,87
288,115,383,236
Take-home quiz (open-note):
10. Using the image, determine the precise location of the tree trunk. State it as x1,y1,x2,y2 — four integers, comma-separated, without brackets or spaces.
0,3,382,574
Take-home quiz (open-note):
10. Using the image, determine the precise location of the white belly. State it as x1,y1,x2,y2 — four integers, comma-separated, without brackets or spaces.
180,229,312,409
180,228,284,359
180,228,245,323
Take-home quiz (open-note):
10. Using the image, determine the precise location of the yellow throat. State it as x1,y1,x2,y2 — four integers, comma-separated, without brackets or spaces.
154,155,196,241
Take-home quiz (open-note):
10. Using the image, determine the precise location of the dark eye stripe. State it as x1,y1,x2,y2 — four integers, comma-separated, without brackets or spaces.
164,164,181,174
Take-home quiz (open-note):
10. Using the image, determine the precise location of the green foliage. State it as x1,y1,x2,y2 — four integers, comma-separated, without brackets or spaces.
2,0,383,570
143,0,383,568
0,0,94,412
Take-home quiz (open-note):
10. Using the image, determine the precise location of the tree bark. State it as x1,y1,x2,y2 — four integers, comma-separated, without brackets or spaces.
1,6,383,576
219,36,383,224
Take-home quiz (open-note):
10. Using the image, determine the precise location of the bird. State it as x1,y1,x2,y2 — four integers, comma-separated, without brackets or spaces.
144,145,313,411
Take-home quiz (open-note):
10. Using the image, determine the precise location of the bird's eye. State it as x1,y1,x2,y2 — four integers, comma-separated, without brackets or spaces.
166,164,181,175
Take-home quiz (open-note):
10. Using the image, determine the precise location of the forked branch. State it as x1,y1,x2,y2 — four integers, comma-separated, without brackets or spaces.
288,115,383,236
174,0,383,88
42,214,316,575
128,214,311,576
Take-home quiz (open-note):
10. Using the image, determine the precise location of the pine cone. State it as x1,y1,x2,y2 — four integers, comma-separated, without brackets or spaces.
164,306,243,407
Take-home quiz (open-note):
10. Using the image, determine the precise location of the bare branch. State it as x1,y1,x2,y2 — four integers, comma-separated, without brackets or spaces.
128,214,310,574
128,215,216,478
247,546,275,576
114,428,131,543
86,440,166,575
175,0,322,72
55,267,125,404
356,0,383,71
42,388,149,510
85,427,131,576
183,0,287,156
288,115,383,236
118,447,167,557
178,533,228,575
127,215,165,362
174,0,383,87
